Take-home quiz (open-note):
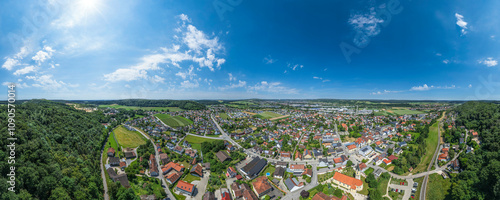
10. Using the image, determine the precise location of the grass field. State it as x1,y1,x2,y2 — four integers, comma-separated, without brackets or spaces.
364,168,374,176
426,174,451,200
219,113,230,120
131,176,165,198
183,135,220,151
98,104,184,111
375,108,426,116
155,114,193,127
377,177,390,197
183,173,201,183
114,125,147,148
413,121,441,173
255,111,283,119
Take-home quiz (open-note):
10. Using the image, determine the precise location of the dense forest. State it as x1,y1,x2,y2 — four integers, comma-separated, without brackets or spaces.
450,102,500,200
0,100,107,200
70,99,206,110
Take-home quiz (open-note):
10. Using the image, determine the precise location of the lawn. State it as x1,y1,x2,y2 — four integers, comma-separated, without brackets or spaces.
98,104,184,111
254,111,283,119
364,168,374,176
262,165,276,180
183,135,220,151
155,114,193,127
375,108,426,116
358,176,370,195
426,174,451,200
114,125,147,148
219,113,230,120
377,177,390,197
130,176,166,198
413,121,441,173
183,173,201,183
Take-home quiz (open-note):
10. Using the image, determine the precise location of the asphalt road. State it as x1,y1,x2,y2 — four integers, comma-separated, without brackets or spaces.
99,133,110,200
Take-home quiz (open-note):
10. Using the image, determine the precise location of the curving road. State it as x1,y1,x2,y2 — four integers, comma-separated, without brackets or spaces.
99,133,110,200
132,126,175,200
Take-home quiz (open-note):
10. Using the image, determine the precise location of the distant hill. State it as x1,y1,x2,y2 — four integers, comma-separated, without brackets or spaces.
69,99,206,110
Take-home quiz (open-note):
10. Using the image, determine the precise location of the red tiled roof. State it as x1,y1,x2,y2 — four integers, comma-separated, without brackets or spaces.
333,172,362,189
176,180,194,193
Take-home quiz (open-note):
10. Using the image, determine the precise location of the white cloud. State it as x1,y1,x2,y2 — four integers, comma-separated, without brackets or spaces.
13,66,36,76
468,84,472,88
248,81,298,94
348,7,384,37
370,90,402,95
2,58,20,70
104,14,226,83
32,46,55,65
478,57,498,67
264,55,277,64
219,80,247,90
176,65,196,80
180,80,199,89
228,73,236,81
410,84,433,91
443,59,449,64
150,75,165,83
178,14,191,22
2,46,30,70
455,13,468,35
287,63,304,71
29,75,74,90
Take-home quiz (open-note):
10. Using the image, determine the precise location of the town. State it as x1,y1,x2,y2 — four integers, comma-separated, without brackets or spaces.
97,100,477,200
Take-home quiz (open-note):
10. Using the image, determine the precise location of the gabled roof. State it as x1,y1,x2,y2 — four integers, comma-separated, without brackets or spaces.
176,180,195,193
252,176,272,195
333,172,362,190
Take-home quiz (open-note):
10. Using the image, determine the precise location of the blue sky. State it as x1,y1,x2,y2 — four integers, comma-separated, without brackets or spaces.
1,0,499,100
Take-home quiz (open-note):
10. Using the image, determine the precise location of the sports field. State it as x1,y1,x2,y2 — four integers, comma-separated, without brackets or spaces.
255,111,283,119
114,125,147,148
98,104,184,111
155,114,193,127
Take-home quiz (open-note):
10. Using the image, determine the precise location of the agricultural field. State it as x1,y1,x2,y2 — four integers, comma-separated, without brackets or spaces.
183,135,220,151
114,125,147,148
154,114,193,127
98,104,184,111
426,174,452,200
254,111,283,119
375,108,426,116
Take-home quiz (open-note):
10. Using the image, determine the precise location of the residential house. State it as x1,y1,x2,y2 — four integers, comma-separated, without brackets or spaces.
149,154,159,176
107,147,115,157
202,191,215,200
173,146,184,154
289,164,306,174
159,153,169,165
285,177,304,192
274,167,285,179
227,167,237,178
109,157,120,166
190,164,203,177
216,151,232,162
176,180,195,196
303,149,313,160
252,176,273,197
165,171,182,184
